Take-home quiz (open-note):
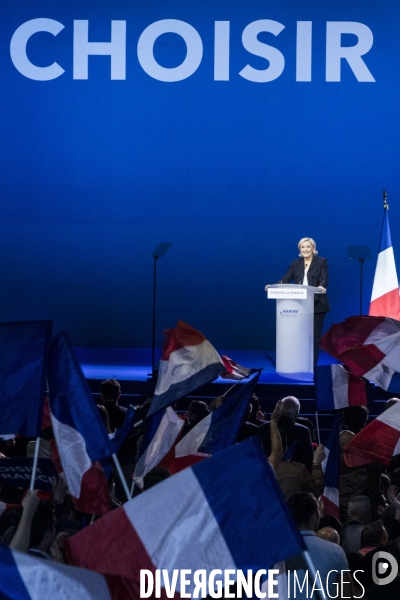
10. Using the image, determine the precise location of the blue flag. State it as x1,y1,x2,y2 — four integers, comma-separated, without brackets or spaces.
0,320,52,436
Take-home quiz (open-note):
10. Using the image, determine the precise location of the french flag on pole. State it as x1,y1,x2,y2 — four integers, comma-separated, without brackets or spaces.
320,315,400,392
315,364,367,410
343,400,400,467
369,207,400,320
65,439,305,599
47,332,112,515
320,416,341,519
0,546,111,600
148,321,225,416
175,372,260,458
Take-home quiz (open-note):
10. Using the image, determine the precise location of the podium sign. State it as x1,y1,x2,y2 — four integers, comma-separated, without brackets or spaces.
268,288,307,299
267,284,322,381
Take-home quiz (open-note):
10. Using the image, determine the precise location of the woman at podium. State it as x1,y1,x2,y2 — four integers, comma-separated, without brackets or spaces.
265,237,330,365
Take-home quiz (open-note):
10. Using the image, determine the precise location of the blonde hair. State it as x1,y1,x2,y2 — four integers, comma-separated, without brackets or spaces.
298,237,318,256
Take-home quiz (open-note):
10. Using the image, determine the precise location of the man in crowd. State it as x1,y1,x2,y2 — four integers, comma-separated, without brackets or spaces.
287,492,352,598
260,396,314,468
100,378,127,432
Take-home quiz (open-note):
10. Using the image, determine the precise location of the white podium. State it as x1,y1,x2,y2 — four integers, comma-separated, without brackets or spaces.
267,284,323,381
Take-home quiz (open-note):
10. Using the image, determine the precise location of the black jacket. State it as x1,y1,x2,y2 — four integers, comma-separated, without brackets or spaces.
279,255,330,314
260,416,314,468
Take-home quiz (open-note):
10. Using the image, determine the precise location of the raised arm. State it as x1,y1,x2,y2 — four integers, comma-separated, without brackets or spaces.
9,490,39,553
268,400,284,471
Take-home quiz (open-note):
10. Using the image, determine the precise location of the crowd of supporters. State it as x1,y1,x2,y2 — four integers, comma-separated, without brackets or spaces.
1,379,400,599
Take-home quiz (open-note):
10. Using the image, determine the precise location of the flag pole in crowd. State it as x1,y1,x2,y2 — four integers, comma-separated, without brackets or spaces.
111,454,131,501
29,437,41,492
314,411,321,445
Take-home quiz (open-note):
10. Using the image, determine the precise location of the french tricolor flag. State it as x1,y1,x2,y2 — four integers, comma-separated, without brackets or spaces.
148,321,225,416
343,399,400,467
47,332,112,515
160,374,260,475
174,372,260,458
65,439,305,599
0,546,111,600
369,208,400,320
320,315,400,392
315,364,367,410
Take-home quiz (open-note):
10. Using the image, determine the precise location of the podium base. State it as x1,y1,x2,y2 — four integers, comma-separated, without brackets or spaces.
277,371,313,382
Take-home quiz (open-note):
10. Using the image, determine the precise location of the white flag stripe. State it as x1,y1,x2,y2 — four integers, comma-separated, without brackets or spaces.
371,247,399,301
393,437,400,457
127,466,235,594
13,550,112,600
376,401,400,432
331,364,351,409
175,413,212,457
133,407,183,485
364,319,400,345
50,414,91,498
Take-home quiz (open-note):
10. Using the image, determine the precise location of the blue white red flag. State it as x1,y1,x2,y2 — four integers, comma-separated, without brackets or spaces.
133,407,184,487
320,315,400,392
315,364,367,410
343,399,400,467
320,416,341,519
0,320,52,437
65,438,305,600
0,546,111,600
148,321,225,416
47,332,112,515
175,372,260,457
369,208,400,320
220,355,260,380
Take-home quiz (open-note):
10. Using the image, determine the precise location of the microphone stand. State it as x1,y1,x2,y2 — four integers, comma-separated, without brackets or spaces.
149,242,172,381
347,245,372,315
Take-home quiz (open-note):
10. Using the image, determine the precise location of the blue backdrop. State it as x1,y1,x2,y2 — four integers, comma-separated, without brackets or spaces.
1,0,399,350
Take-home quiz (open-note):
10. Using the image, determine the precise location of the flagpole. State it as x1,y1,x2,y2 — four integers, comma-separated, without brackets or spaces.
222,369,263,397
383,189,389,210
29,437,41,492
302,550,325,600
222,382,240,397
112,453,131,502
315,411,321,445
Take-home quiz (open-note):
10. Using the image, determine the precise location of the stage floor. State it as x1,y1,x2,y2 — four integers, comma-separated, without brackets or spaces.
75,347,337,385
